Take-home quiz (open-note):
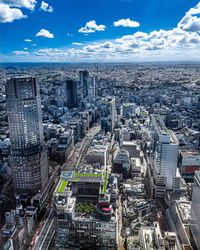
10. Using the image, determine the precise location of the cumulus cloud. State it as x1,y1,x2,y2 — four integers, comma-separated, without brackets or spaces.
79,20,106,33
114,18,140,27
0,0,36,23
5,2,200,62
178,15,200,32
0,3,27,23
187,2,200,15
72,42,83,45
25,39,32,42
0,0,37,10
12,50,29,55
36,29,54,38
40,1,53,12
177,2,200,32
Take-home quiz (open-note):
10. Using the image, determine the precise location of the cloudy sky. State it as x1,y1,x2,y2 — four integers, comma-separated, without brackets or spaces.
1,0,200,62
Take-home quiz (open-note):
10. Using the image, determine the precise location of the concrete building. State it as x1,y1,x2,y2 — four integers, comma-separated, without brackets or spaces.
53,171,118,249
113,149,130,178
179,150,200,180
190,171,200,249
6,76,48,195
86,145,107,168
150,114,179,197
122,103,135,118
121,141,141,158
1,205,37,250
88,76,96,98
139,222,165,250
167,200,191,246
50,129,74,164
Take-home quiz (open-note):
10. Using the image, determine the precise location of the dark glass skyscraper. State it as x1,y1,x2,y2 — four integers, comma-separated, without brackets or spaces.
6,76,48,195
66,80,77,108
79,70,89,98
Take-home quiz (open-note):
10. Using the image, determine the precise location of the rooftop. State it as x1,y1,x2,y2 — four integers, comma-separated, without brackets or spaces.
56,179,68,194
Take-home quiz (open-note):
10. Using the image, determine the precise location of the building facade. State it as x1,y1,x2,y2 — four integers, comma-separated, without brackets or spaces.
101,96,116,133
150,114,179,197
54,171,118,249
79,70,89,98
66,80,77,109
6,76,48,195
190,171,200,249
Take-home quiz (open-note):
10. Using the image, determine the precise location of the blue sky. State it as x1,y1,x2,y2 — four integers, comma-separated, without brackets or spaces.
1,0,200,62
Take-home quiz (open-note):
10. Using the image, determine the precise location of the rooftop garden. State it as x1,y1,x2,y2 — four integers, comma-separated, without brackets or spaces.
101,172,108,194
102,172,108,194
74,173,102,178
56,180,68,194
75,202,95,215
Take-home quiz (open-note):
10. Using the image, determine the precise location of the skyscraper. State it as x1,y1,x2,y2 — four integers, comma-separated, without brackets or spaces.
66,80,77,109
6,76,48,195
101,96,116,133
150,114,179,197
190,171,200,249
79,70,89,98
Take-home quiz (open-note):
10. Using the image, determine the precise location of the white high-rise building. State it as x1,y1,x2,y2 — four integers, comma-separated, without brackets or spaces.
151,114,179,197
190,171,200,249
6,76,48,195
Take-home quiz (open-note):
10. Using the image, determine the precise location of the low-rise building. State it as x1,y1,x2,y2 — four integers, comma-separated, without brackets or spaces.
179,150,200,180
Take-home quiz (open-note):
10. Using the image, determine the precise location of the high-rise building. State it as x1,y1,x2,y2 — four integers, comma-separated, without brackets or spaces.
66,80,77,109
6,76,48,195
88,76,96,98
190,171,200,249
101,96,116,133
79,70,89,98
150,114,179,197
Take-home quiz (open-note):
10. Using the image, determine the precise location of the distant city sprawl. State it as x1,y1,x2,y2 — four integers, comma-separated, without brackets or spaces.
0,62,199,249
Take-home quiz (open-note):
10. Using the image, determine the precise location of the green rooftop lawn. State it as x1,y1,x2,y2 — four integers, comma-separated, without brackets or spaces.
103,172,108,194
74,173,102,177
72,178,79,182
56,180,68,194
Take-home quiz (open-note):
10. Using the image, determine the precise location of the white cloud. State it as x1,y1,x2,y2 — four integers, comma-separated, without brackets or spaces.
25,39,32,42
0,0,36,23
72,42,83,45
40,1,53,12
178,15,200,32
79,20,106,33
12,50,29,55
177,2,200,32
5,2,200,62
84,42,115,53
24,47,28,50
0,0,37,10
66,33,73,37
36,29,54,38
0,3,27,23
187,2,200,15
31,44,37,46
114,18,140,28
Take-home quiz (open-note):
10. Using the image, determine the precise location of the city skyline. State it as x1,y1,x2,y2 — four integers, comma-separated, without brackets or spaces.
1,0,200,62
